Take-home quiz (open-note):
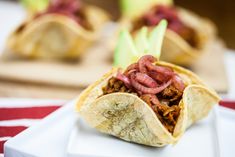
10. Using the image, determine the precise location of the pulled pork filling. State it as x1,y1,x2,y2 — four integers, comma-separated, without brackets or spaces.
36,0,92,30
16,0,92,33
133,5,198,48
102,55,185,133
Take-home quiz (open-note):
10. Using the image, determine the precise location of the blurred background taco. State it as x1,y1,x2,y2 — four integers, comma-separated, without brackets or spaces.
6,0,109,60
120,0,217,66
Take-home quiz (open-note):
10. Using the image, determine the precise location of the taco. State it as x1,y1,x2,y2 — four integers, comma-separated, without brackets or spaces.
76,54,220,147
6,0,109,60
121,4,216,66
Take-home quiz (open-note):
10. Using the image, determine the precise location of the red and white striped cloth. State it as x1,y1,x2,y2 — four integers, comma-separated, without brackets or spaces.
0,98,66,156
0,99,234,156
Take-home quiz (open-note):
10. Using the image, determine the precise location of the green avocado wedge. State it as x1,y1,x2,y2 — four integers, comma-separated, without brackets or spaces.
114,30,139,69
120,0,173,18
21,0,49,12
148,20,168,59
114,20,168,69
134,27,149,55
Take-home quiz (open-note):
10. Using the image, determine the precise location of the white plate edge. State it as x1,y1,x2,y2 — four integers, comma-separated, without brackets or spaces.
4,99,76,156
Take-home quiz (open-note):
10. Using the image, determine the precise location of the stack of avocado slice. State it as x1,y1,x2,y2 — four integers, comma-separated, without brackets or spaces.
114,20,167,69
120,0,173,18
21,0,49,12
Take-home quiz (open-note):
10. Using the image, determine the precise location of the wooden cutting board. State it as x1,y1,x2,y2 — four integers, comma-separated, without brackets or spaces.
0,79,82,99
0,39,113,88
0,36,228,99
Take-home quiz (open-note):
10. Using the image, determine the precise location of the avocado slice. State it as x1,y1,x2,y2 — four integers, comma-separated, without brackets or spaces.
148,20,167,59
21,0,49,12
114,30,139,69
114,20,167,68
120,0,173,18
134,27,150,55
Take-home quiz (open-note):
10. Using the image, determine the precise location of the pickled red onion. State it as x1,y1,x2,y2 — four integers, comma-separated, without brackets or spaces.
130,73,172,94
135,73,158,88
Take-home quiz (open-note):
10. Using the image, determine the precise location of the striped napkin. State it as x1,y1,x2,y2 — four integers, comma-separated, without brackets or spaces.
0,99,234,156
0,99,66,155
219,100,235,110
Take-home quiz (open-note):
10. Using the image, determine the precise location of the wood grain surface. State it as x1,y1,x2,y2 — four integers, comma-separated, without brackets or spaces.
0,24,228,99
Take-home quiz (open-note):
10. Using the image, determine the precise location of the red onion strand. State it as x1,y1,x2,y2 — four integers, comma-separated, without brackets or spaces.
172,74,185,92
135,73,158,88
115,55,185,95
116,70,131,88
130,74,172,94
138,55,156,73
146,62,173,77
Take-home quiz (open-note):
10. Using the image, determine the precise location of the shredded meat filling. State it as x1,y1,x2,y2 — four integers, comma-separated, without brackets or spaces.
160,85,183,104
35,0,92,30
102,77,134,95
14,1,92,35
102,56,185,133
102,56,186,133
102,55,185,133
132,5,198,48
103,78,182,133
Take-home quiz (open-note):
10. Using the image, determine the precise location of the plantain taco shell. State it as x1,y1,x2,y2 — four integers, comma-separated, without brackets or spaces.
76,57,220,147
6,5,109,60
160,8,216,65
121,5,216,66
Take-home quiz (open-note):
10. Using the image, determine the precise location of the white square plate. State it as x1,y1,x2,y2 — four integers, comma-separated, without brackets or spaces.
217,106,235,157
4,100,221,157
4,101,77,157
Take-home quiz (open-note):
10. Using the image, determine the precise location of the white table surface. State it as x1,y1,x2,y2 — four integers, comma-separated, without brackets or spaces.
0,1,235,157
